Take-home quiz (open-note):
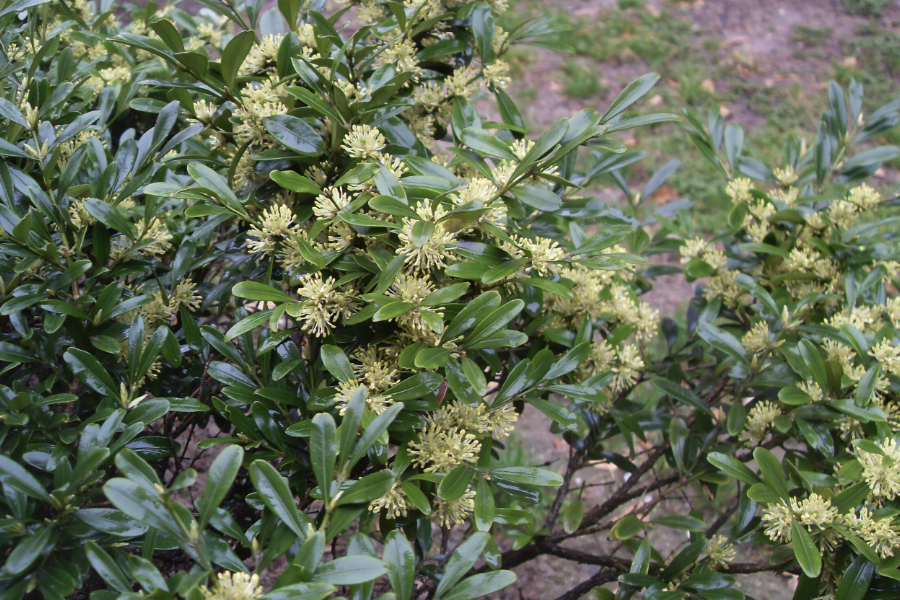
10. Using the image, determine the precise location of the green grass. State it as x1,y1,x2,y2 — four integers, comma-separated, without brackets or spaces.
504,45,537,79
792,25,833,48
500,1,693,71
516,85,538,105
561,60,603,99
499,0,900,232
702,37,721,53
672,64,718,106
842,0,892,17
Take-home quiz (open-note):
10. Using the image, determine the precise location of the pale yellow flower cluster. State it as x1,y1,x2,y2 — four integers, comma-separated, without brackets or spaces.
386,275,446,341
294,274,356,337
368,481,409,520
679,237,710,264
705,535,736,569
342,125,386,159
59,131,103,169
856,438,900,501
725,177,753,204
408,422,481,473
111,218,172,260
740,400,780,444
611,344,644,392
792,493,839,528
483,61,511,89
352,346,400,393
773,165,798,186
763,491,900,560
679,237,742,307
67,198,97,229
706,180,892,325
742,198,776,243
798,380,825,402
581,340,616,381
234,85,287,149
762,494,839,545
335,381,394,415
190,100,218,125
548,265,619,323
603,285,659,342
501,234,567,276
845,507,900,558
826,305,881,333
430,401,518,440
741,321,772,355
239,34,282,76
380,39,421,80
398,202,458,272
84,66,132,92
761,501,794,543
445,65,482,98
872,340,900,376
451,177,506,228
247,205,300,256
200,572,262,600
433,489,477,527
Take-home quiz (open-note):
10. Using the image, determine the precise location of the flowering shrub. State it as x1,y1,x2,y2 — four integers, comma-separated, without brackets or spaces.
663,86,900,598
0,0,675,598
2,0,900,599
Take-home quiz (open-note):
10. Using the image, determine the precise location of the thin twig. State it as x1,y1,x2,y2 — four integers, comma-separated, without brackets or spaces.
551,570,618,600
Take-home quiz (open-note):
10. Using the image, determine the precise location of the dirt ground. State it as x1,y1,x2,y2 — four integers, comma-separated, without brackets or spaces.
501,0,899,130
496,408,797,600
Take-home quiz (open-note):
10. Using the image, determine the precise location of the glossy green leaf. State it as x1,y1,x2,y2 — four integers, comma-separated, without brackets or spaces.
753,447,789,500
563,499,583,534
792,521,822,577
707,453,758,485
85,540,133,593
442,571,517,600
464,300,524,348
200,445,243,528
602,73,660,123
249,461,311,539
225,310,274,342
64,348,119,400
311,413,338,505
835,554,873,600
336,470,394,506
491,467,562,487
312,555,387,585
264,115,325,156
321,345,356,383
474,477,495,532
233,282,293,303
271,170,322,195
512,185,561,211
651,515,706,531
439,464,475,501
221,30,256,90
384,530,416,600
5,526,53,576
459,128,516,160
434,532,489,598
0,456,49,501
348,403,404,471
611,514,645,540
